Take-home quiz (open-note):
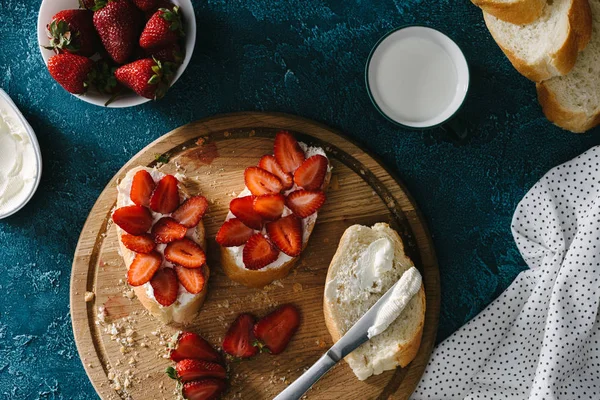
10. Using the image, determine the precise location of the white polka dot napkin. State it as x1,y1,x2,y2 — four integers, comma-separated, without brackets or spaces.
411,147,600,399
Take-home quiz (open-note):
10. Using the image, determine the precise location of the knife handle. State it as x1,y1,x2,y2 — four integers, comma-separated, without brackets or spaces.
273,351,338,400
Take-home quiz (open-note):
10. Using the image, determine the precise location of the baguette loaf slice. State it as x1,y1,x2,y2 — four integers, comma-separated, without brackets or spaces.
537,0,600,132
484,0,591,82
323,223,426,381
472,0,545,24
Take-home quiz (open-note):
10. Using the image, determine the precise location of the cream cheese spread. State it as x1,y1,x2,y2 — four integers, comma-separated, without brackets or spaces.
357,238,395,292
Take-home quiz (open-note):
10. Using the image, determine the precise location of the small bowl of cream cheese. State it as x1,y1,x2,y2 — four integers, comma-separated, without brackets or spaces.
0,89,42,219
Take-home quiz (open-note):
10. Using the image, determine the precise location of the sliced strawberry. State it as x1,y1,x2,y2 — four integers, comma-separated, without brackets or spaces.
149,175,180,214
215,218,254,247
127,251,162,286
175,359,227,382
294,154,328,190
175,265,206,294
130,169,155,207
222,313,258,359
244,166,283,196
172,196,208,228
164,238,206,268
170,332,221,363
112,205,153,235
253,194,285,221
150,267,178,306
254,304,300,355
182,379,226,400
229,196,263,230
266,215,302,257
258,155,293,190
286,190,326,218
274,131,305,173
151,217,187,243
242,234,279,270
121,233,155,253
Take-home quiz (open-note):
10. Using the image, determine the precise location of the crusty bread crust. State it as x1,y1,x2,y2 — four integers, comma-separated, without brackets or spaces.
484,0,592,82
323,223,426,375
116,166,210,325
472,0,544,25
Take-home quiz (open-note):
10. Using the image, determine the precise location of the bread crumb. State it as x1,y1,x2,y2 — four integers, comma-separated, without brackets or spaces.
85,291,95,302
293,283,303,292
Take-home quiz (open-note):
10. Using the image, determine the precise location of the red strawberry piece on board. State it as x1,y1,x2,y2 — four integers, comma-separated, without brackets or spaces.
253,304,300,355
139,6,184,51
266,215,302,257
93,0,142,64
172,359,226,382
127,251,162,286
244,166,283,196
121,233,155,253
286,189,326,218
222,313,258,359
181,379,226,400
229,196,263,230
131,0,158,11
258,155,293,190
274,131,305,173
150,43,184,64
164,238,206,268
170,332,221,363
172,196,208,228
130,169,155,207
112,205,153,235
115,57,174,100
46,9,100,57
151,217,187,243
47,53,94,94
149,174,180,213
294,154,328,190
215,218,254,247
174,265,206,294
242,234,279,270
253,193,285,221
149,267,178,306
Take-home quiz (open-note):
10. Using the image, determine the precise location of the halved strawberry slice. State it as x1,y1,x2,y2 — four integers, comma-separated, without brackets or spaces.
286,190,326,218
242,233,279,270
215,218,254,247
121,233,156,253
172,196,208,228
175,359,227,382
151,217,187,243
127,251,162,286
258,155,293,190
253,304,300,355
222,313,258,359
244,166,283,196
274,131,305,173
130,169,156,207
165,238,206,268
229,196,263,230
175,265,206,294
170,332,221,363
253,193,285,221
266,215,302,257
113,205,153,235
150,267,178,306
149,175,180,214
294,154,328,190
182,379,226,400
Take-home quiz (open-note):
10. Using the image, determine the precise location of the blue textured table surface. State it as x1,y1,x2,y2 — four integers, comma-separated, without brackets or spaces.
2,0,600,398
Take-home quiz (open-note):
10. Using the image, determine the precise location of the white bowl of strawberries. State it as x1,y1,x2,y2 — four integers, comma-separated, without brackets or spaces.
37,0,196,108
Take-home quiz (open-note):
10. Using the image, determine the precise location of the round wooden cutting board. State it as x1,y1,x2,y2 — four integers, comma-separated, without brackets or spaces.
70,112,440,400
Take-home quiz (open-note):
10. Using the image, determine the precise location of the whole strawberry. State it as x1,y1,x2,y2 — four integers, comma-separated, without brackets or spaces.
131,0,159,11
151,43,184,64
46,9,100,57
144,0,175,20
115,57,174,99
93,0,142,64
48,53,95,94
89,59,121,95
139,6,184,51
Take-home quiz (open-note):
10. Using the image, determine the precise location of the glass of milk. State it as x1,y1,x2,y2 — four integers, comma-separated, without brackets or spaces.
366,26,470,139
